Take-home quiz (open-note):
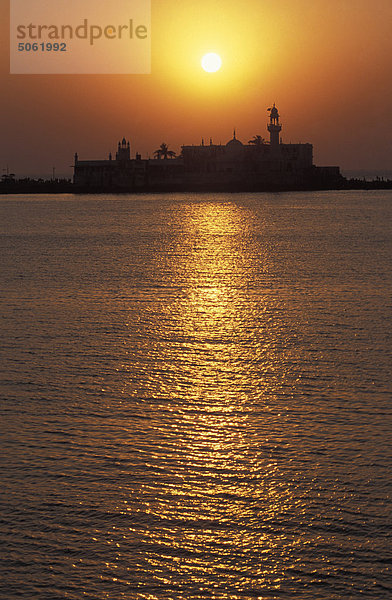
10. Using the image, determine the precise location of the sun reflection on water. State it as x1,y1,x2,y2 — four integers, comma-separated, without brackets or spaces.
3,194,391,599
109,201,304,596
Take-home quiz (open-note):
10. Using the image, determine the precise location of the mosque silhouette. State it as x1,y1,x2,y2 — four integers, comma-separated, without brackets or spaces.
73,105,344,192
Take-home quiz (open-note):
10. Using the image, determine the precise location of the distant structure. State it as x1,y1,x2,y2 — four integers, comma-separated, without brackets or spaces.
73,106,344,191
267,103,282,146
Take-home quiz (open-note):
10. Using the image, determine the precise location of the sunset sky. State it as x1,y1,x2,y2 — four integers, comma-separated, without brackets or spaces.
1,0,392,177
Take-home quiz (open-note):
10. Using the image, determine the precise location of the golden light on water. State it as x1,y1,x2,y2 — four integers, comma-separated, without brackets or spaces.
119,201,293,405
3,171,391,597
111,200,305,592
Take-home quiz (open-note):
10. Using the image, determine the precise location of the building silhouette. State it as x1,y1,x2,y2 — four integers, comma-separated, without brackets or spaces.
73,106,344,191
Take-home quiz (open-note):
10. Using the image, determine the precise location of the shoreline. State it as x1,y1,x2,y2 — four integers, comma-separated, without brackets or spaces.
1,179,392,195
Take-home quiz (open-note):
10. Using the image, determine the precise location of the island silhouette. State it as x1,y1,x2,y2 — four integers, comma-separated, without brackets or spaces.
73,105,345,192
2,106,392,193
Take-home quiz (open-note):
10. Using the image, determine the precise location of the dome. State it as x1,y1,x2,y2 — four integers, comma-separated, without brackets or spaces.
226,137,243,148
226,128,243,153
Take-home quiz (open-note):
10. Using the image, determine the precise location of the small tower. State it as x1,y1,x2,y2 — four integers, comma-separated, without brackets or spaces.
267,104,282,146
116,138,131,162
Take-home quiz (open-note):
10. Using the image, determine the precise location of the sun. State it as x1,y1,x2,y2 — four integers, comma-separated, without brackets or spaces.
201,53,222,73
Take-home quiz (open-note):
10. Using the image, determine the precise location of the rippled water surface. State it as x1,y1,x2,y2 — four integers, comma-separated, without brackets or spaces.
1,191,391,599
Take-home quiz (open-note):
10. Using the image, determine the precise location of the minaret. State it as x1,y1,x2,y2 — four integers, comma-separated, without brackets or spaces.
116,138,131,162
267,103,282,146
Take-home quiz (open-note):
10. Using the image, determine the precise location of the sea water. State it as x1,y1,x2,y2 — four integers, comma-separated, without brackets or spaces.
1,191,391,599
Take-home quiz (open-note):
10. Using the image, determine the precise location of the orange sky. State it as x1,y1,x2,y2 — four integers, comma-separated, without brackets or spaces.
1,0,392,177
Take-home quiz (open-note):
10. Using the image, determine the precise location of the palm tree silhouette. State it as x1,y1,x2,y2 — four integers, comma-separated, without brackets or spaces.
248,135,266,146
154,143,176,159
